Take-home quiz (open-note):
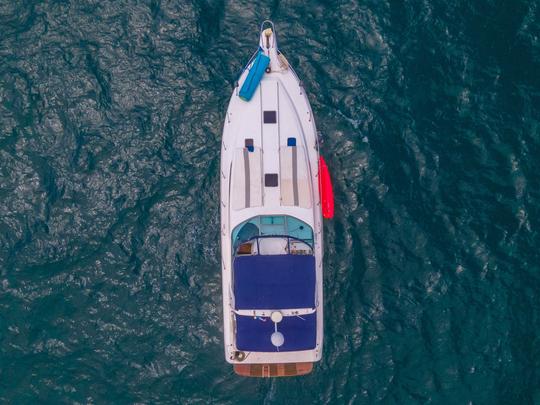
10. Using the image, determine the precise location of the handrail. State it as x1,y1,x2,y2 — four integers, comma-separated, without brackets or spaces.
234,235,314,257
259,20,277,50
236,49,259,81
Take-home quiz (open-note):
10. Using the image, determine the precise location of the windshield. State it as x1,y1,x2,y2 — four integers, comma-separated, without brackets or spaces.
232,215,314,252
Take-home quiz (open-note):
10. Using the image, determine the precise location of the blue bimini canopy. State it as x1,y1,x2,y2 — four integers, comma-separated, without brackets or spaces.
233,254,315,310
235,313,317,352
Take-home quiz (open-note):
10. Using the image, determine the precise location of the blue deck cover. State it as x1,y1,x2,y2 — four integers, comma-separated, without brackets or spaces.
235,313,317,352
233,254,315,310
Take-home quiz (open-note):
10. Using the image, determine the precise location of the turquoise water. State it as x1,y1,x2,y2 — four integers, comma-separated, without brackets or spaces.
1,1,539,403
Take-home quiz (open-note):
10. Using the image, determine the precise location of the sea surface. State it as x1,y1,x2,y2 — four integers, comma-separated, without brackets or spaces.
1,0,539,403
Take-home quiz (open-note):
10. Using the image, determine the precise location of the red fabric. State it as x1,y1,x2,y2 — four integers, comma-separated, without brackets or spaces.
318,156,334,219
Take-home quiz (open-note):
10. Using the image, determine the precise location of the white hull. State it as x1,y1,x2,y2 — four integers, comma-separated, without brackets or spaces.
220,23,323,369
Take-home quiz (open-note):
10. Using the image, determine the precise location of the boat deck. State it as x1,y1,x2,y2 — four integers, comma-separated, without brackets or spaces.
228,77,314,213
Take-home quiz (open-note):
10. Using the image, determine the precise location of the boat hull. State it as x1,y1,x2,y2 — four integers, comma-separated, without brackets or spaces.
220,23,323,374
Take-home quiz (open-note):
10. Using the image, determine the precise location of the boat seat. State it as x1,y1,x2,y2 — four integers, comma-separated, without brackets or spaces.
279,145,311,207
237,242,253,255
231,147,263,210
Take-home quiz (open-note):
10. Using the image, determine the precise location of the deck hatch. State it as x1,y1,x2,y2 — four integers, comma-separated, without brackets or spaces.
263,110,277,123
265,173,278,187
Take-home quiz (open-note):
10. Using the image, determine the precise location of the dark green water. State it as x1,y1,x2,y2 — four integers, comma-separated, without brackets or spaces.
1,1,539,403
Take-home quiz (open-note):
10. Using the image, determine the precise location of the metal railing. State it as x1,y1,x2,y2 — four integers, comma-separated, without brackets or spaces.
235,235,314,257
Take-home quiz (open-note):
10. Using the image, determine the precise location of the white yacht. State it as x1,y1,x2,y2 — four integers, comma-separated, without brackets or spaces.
220,21,333,377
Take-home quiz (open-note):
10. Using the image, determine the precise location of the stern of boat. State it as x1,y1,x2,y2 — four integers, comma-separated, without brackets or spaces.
234,362,313,377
